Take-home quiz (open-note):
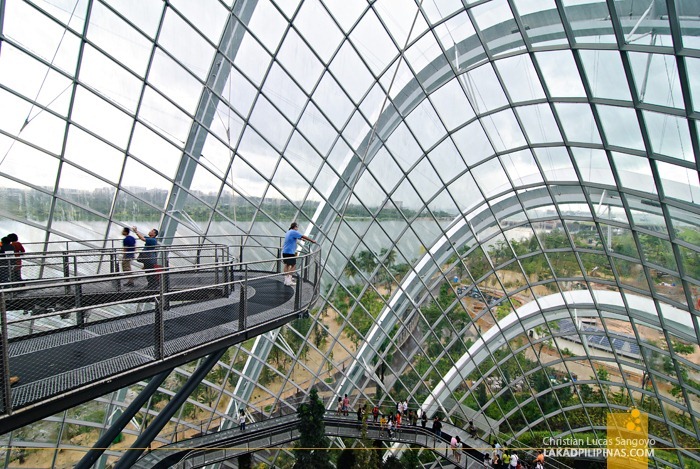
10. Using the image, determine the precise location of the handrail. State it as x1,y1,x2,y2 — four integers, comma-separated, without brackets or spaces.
14,234,298,252
133,413,487,469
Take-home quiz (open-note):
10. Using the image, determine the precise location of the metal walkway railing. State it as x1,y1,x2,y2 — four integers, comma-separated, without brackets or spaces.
134,413,488,469
0,238,321,433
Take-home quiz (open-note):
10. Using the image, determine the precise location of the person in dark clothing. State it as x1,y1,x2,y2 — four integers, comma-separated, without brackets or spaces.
121,227,137,287
7,233,24,283
421,411,428,428
133,226,159,289
432,416,442,439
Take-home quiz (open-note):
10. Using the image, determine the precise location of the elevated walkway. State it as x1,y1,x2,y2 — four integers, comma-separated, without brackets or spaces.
0,239,321,433
133,414,488,469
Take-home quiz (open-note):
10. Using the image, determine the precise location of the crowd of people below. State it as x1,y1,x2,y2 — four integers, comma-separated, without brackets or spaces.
337,395,546,468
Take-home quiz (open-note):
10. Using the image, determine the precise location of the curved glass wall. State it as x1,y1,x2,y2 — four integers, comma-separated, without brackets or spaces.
0,0,699,468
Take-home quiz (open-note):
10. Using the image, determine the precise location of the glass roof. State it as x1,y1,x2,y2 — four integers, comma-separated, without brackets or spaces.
1,0,699,467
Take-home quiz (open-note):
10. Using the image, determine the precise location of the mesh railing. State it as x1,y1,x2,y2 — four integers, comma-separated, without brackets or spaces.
143,414,486,469
0,238,321,429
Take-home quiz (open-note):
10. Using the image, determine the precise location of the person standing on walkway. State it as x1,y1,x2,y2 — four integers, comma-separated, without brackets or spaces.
7,233,24,284
121,227,136,287
239,409,246,431
132,226,159,289
282,222,315,286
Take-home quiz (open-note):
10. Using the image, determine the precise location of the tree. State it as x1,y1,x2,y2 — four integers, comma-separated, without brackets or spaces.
382,455,403,469
294,388,332,469
352,418,381,469
344,256,360,280
400,444,421,468
357,250,378,278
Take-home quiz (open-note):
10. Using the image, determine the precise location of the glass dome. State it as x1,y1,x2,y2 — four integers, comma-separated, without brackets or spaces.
0,0,699,467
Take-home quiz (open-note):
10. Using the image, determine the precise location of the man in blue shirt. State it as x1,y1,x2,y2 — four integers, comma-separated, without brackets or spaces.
133,226,159,289
122,227,137,287
283,222,315,286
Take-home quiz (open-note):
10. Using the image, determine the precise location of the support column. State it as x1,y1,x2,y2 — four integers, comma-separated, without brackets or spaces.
113,349,226,469
74,370,171,469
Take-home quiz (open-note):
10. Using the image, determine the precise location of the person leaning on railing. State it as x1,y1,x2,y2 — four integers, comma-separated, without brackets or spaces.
282,222,316,286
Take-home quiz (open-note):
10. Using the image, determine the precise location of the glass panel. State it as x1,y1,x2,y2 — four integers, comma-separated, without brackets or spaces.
72,86,133,149
129,123,181,181
535,50,586,98
405,99,445,151
500,149,543,187
330,42,374,104
158,8,214,80
237,127,281,180
408,158,443,202
312,72,355,130
170,0,228,43
448,172,484,214
481,108,527,152
555,103,601,144
429,78,475,131
685,57,700,113
262,63,307,123
234,33,272,86
5,1,82,74
516,104,563,144
294,0,344,64
572,148,615,186
350,10,398,76
495,54,546,103
629,52,684,110
405,33,445,78
534,147,577,182
471,158,512,199
579,49,632,101
0,45,72,117
656,161,700,204
452,120,495,167
277,29,324,93
88,1,154,76
79,45,141,113
461,63,509,114
64,126,124,183
0,135,60,189
368,148,404,193
611,152,656,194
429,139,466,184
386,122,423,172
597,105,645,152
0,89,66,155
246,0,288,52
643,111,694,163
561,0,616,44
148,49,202,114
248,96,293,151
139,87,192,146
471,0,526,56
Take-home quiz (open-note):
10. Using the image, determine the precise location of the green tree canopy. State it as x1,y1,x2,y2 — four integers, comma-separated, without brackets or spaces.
294,388,332,469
